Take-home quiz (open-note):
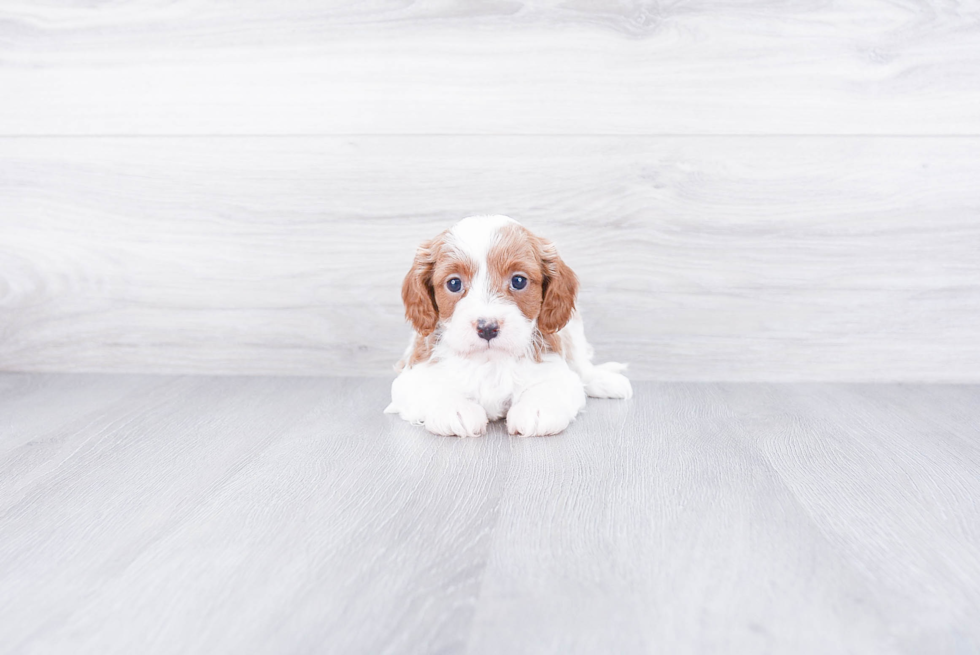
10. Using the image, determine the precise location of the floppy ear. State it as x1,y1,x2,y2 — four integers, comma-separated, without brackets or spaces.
401,239,440,336
537,240,578,334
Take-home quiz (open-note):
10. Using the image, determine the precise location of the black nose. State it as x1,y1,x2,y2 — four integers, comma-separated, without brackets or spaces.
476,319,499,342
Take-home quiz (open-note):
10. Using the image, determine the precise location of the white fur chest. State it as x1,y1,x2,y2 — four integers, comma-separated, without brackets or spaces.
440,353,522,420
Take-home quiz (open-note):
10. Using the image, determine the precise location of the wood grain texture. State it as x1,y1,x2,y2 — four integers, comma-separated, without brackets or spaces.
0,374,978,654
1,1,980,135
2,136,979,380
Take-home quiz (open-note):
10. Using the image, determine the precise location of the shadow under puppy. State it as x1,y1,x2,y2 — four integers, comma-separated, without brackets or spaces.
385,215,632,437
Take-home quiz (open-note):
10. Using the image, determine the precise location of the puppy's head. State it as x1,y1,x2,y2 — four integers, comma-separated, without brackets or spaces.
402,216,577,359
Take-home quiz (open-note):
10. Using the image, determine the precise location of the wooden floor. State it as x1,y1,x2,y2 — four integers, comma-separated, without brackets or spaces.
1,374,977,654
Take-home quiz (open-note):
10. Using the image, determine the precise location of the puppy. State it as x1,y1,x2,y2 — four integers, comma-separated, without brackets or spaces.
385,215,632,437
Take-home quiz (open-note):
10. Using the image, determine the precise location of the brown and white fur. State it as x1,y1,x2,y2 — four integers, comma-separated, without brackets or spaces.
385,215,632,437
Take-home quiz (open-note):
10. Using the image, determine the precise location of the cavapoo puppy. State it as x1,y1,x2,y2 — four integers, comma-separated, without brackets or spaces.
385,215,632,437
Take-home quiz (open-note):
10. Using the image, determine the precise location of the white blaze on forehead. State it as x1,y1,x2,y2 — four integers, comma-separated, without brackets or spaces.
446,215,517,261
446,215,518,300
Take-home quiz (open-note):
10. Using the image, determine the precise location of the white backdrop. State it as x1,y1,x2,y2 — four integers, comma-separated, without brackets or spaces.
1,1,979,381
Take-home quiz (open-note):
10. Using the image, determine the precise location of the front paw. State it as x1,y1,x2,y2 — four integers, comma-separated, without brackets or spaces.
422,399,489,438
506,401,575,437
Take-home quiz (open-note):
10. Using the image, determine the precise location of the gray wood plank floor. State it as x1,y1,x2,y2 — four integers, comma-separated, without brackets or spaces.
1,375,977,654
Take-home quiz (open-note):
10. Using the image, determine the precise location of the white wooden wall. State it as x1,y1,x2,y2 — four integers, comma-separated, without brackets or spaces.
1,1,979,381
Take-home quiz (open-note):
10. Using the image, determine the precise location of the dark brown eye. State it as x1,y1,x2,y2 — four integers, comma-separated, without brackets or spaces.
511,275,528,290
446,277,463,293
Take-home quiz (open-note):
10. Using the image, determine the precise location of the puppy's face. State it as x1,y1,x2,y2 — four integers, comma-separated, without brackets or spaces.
402,216,578,360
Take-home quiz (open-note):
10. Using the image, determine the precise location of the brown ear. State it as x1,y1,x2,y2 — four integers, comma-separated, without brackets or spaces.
537,240,578,334
401,238,440,336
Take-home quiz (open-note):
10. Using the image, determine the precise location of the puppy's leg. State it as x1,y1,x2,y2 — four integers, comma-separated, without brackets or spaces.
507,358,586,437
386,364,488,438
559,311,633,399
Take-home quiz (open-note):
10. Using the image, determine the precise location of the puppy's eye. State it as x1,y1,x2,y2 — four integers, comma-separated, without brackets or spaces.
446,277,463,293
511,275,528,290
